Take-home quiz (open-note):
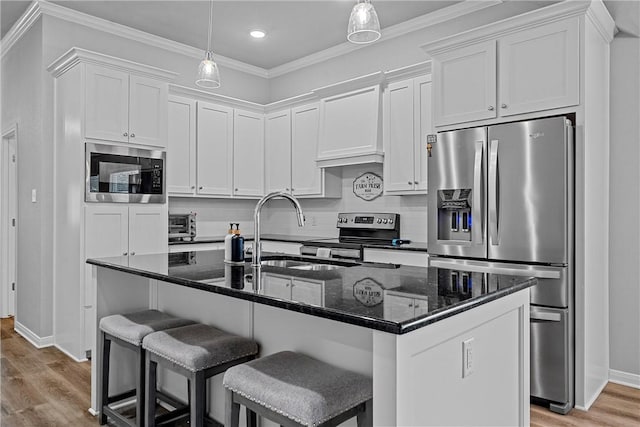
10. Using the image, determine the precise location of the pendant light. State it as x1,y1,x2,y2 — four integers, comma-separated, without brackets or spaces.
196,0,220,88
347,0,381,44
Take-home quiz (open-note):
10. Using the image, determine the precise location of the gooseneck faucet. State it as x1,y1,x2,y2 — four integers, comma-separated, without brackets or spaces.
252,191,305,269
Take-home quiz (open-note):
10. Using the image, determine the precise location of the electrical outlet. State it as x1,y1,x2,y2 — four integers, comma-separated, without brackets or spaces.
462,338,474,378
310,216,317,227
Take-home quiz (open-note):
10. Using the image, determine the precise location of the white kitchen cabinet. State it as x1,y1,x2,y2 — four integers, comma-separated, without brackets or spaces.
197,101,234,196
383,75,433,195
317,81,384,167
264,105,341,198
291,278,324,306
167,96,196,194
264,110,292,193
85,64,168,148
128,205,169,255
432,41,497,126
383,291,429,322
233,109,264,197
262,274,293,301
430,18,579,127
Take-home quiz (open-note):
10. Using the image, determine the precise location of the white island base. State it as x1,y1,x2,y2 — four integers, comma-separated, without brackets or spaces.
90,265,530,426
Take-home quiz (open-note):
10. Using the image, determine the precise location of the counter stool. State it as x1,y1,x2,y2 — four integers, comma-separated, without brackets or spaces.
223,351,373,427
142,323,259,427
99,309,196,427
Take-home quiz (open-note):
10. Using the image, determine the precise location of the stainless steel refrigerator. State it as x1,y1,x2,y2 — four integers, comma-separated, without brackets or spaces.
427,116,574,414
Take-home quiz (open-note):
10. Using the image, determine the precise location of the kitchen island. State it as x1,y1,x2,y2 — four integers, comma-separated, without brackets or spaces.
87,250,534,426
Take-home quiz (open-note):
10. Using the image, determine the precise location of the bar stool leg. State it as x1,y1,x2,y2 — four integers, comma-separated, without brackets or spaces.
99,332,111,425
190,370,206,427
136,348,146,427
145,357,158,427
356,399,373,427
225,389,240,427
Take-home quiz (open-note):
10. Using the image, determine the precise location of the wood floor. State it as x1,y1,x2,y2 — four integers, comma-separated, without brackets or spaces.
1,317,639,426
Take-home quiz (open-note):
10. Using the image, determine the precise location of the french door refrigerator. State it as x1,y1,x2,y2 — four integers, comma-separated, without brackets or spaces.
427,116,574,414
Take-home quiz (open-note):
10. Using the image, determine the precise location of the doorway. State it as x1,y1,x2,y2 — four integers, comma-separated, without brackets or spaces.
1,125,18,318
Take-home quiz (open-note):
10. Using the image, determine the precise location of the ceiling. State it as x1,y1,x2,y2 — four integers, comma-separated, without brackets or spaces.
1,1,636,70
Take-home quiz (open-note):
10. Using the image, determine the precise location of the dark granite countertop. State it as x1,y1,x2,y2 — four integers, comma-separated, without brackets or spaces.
170,234,428,252
87,250,534,335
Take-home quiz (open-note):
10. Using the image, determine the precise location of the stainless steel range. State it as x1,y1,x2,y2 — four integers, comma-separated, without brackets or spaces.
301,213,400,261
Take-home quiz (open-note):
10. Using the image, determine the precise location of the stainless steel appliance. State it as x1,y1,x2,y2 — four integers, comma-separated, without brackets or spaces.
427,116,574,414
169,213,197,242
86,142,165,203
301,213,400,261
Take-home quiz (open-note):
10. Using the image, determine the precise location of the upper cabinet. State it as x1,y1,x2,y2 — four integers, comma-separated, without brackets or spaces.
315,72,385,168
85,64,169,148
233,109,265,197
383,75,433,195
264,104,341,198
167,96,196,194
196,101,234,197
428,17,579,127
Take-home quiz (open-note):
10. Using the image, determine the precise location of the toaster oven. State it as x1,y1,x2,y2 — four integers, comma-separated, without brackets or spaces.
168,213,196,242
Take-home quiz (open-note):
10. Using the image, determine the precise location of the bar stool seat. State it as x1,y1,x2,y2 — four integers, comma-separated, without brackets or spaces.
143,323,259,427
223,351,373,427
99,309,195,427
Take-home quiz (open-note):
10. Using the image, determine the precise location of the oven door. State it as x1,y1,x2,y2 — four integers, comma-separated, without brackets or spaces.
86,143,165,203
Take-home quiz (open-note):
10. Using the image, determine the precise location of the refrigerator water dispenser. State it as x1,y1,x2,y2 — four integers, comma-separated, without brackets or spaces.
437,189,472,241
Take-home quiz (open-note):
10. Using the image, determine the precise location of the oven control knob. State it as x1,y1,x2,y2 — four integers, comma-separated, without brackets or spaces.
377,218,382,224
383,219,389,224
389,219,394,224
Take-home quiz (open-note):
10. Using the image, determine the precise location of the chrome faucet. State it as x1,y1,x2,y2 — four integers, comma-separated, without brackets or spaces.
252,191,305,269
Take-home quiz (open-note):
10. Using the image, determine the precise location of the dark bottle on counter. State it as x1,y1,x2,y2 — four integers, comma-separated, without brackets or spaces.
231,223,244,263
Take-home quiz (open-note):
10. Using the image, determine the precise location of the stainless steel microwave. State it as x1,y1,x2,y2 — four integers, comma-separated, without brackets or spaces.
85,142,166,203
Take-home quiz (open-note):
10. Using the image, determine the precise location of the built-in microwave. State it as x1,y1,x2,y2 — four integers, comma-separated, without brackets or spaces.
85,142,165,203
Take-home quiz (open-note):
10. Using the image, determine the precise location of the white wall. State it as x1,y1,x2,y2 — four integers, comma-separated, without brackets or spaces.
260,164,427,243
609,33,640,381
0,20,52,337
168,197,256,238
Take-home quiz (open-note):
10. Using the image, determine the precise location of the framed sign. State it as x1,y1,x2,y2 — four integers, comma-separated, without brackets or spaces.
353,278,384,307
353,172,383,201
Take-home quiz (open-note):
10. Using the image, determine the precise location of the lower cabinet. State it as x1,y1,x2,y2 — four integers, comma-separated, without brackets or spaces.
83,204,168,352
262,273,324,306
383,291,429,322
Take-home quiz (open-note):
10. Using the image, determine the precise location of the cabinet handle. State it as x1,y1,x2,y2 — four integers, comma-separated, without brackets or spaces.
408,303,413,308
286,188,290,191
123,252,128,256
123,132,128,137
191,186,195,190
414,181,419,185
130,133,135,138
408,181,412,185
291,188,295,191
488,106,495,111
501,104,507,109
235,188,239,192
199,186,203,190
130,252,136,256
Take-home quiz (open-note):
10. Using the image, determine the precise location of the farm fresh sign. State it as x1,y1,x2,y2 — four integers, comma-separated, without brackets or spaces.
353,172,383,201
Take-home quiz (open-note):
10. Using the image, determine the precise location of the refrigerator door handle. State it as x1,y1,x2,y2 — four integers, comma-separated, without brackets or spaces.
473,141,483,246
489,139,499,245
530,309,562,322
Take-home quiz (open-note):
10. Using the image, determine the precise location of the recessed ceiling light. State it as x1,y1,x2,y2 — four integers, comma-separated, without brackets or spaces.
250,30,266,39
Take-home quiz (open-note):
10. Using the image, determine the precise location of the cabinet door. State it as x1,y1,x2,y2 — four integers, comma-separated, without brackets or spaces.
433,41,496,126
84,205,129,307
498,18,579,117
414,75,433,192
262,275,292,300
129,75,168,148
197,102,233,196
167,96,196,194
383,294,415,322
85,65,129,142
291,278,323,306
128,205,168,256
233,110,264,197
384,79,416,193
291,104,322,196
265,110,292,193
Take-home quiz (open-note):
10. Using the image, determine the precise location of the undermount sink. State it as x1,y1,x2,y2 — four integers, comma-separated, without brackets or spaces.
260,259,313,268
259,256,359,271
288,263,343,271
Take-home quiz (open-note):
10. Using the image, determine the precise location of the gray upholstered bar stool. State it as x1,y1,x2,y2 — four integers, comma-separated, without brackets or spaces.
142,323,259,427
99,309,196,427
223,351,373,427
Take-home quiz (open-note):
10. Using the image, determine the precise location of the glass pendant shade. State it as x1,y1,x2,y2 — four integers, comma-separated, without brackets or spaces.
347,0,381,44
196,51,220,88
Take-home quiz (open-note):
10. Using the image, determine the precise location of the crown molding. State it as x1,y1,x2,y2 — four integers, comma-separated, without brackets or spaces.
47,47,178,81
169,84,264,113
267,0,502,78
264,92,318,114
422,1,594,55
586,0,617,43
384,61,431,85
2,0,269,78
311,71,385,99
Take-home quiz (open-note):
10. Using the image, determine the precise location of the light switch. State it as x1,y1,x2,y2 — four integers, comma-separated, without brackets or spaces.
31,189,37,203
463,338,474,378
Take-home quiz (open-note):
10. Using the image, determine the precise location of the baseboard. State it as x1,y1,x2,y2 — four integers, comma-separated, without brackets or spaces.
54,344,89,363
575,378,609,411
14,320,54,348
609,369,640,389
